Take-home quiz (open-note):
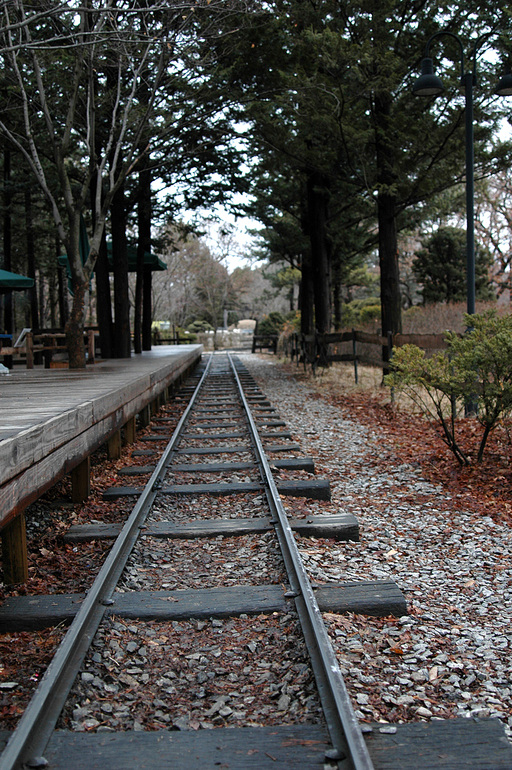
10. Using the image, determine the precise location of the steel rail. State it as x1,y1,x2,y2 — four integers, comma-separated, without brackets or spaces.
228,354,375,770
0,356,213,770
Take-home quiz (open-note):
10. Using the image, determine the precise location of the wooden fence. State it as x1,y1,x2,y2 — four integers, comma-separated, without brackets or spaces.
1,329,97,369
282,329,448,382
252,334,278,354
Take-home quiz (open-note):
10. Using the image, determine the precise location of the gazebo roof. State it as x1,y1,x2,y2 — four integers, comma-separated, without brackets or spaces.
0,269,34,293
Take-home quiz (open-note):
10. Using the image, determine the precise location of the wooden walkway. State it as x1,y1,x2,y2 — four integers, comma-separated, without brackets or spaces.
0,345,202,582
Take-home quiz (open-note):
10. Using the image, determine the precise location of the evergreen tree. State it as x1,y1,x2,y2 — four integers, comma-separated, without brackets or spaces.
413,226,494,304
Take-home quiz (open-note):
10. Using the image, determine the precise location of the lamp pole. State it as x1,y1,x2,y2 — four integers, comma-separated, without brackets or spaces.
464,65,475,316
412,31,512,315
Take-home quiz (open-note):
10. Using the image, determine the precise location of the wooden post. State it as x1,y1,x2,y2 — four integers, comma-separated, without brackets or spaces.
123,416,136,446
107,430,122,460
139,404,151,428
150,398,158,417
2,514,28,584
71,456,90,503
26,331,34,369
387,331,394,401
352,328,358,385
87,330,95,364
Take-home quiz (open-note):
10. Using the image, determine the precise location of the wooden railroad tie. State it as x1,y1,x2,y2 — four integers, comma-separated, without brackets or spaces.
0,717,510,770
64,512,359,543
8,718,510,770
117,457,316,475
101,479,331,501
0,581,406,633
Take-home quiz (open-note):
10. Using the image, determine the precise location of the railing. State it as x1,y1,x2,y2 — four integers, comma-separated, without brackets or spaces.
252,334,278,354
284,330,448,381
0,329,97,369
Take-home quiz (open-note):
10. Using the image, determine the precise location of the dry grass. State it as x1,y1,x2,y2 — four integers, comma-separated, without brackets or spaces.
274,356,435,417
401,301,509,335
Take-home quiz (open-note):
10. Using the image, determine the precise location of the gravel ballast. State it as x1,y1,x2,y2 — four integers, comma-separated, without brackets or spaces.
240,354,512,739
5,352,512,743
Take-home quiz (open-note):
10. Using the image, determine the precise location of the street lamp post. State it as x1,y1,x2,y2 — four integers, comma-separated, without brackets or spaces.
412,31,512,316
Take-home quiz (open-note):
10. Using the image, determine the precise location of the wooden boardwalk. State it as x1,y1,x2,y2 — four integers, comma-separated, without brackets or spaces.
0,345,202,581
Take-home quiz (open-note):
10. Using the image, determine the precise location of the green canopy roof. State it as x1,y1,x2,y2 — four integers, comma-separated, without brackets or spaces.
0,269,34,293
106,244,167,272
59,245,166,275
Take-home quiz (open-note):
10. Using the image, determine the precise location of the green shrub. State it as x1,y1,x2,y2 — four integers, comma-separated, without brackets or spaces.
385,311,512,464
342,298,381,328
258,312,286,336
187,319,213,333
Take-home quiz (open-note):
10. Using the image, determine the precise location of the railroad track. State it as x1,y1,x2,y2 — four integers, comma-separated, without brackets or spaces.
3,352,506,770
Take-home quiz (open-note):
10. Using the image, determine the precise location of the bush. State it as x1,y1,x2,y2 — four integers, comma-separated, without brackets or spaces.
385,311,512,464
342,298,381,328
187,319,213,333
258,311,286,336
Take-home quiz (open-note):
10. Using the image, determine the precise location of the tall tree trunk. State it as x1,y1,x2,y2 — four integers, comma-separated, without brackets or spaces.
306,170,331,336
25,189,40,332
90,171,113,358
300,195,314,336
111,183,131,358
134,161,152,353
48,269,58,328
143,268,152,350
332,274,342,331
94,232,114,358
66,279,87,367
3,145,12,337
299,250,314,335
374,90,402,353
378,191,401,340
57,233,69,328
64,210,90,368
39,273,45,329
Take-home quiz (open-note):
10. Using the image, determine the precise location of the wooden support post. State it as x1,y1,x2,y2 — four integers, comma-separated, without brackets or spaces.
2,514,28,585
87,330,95,364
107,430,122,460
71,456,91,503
123,416,136,446
150,398,158,417
139,405,151,428
352,327,358,385
26,332,34,369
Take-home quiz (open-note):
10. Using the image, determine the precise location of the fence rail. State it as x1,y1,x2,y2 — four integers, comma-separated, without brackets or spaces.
252,334,278,354
282,330,448,381
0,329,97,369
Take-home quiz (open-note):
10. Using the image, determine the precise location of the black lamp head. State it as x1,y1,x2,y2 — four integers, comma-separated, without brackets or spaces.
412,57,445,96
495,72,512,96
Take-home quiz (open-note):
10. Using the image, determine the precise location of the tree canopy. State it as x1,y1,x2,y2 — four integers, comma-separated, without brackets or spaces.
1,0,511,365
413,226,494,304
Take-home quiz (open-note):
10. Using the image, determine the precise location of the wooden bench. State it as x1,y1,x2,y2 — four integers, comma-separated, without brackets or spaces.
251,334,278,354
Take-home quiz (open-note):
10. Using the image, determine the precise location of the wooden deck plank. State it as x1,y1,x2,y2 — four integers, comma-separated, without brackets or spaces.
0,346,202,528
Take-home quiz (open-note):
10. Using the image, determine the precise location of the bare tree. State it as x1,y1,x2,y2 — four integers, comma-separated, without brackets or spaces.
0,0,255,366
474,172,512,301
